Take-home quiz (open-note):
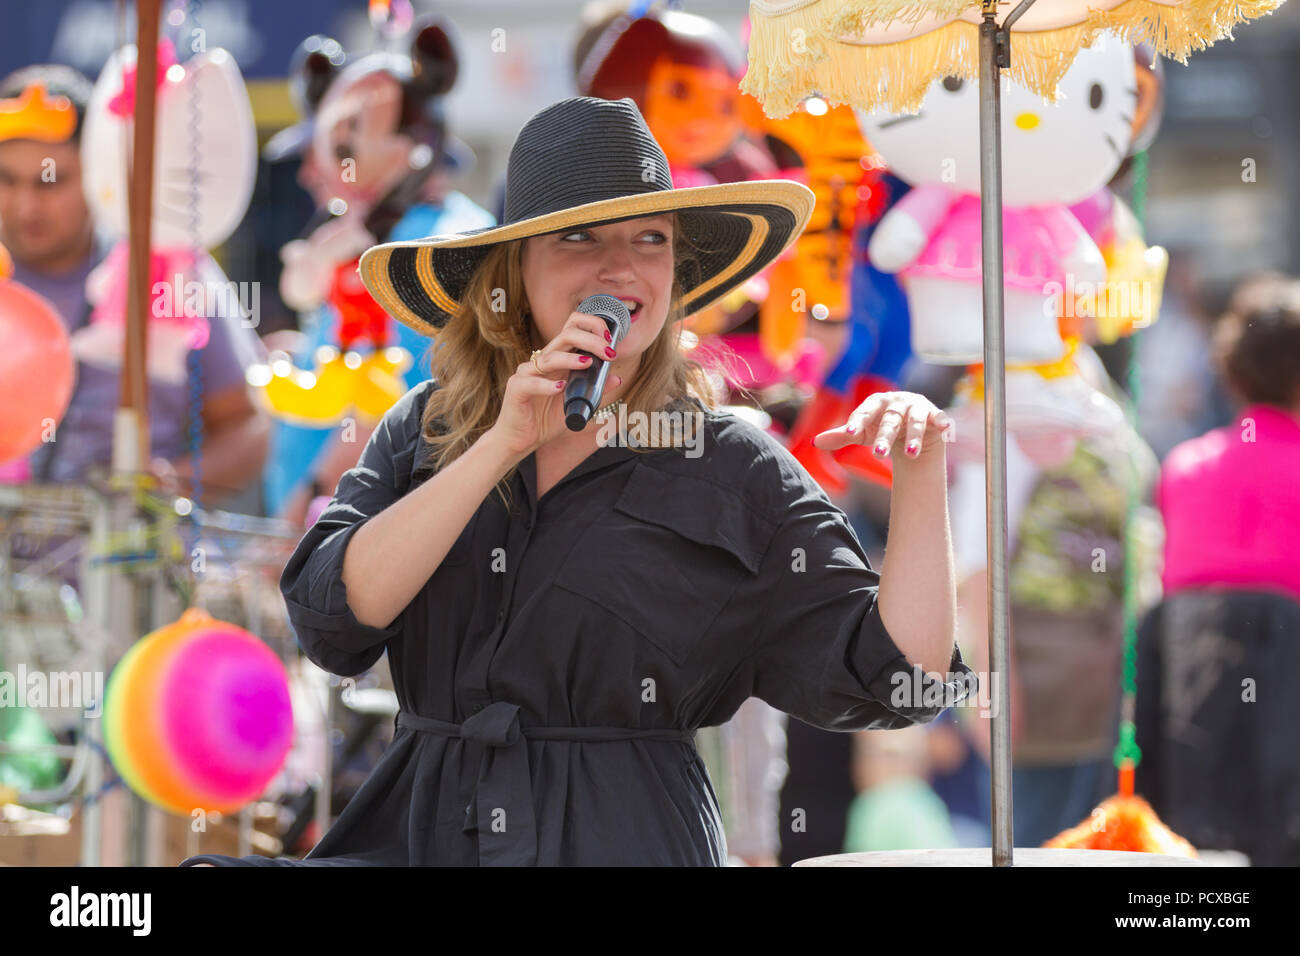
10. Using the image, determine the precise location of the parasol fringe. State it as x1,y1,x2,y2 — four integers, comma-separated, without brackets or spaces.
827,0,971,32
745,18,1088,117
743,0,1289,117
741,0,838,118
1083,0,1287,62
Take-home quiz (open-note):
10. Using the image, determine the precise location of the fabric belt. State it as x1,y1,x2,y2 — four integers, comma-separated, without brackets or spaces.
396,702,696,866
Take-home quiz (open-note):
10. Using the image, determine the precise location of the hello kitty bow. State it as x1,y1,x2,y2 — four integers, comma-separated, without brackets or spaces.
742,0,1286,118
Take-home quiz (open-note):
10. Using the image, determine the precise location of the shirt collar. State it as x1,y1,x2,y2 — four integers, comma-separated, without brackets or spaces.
517,437,640,510
517,396,715,510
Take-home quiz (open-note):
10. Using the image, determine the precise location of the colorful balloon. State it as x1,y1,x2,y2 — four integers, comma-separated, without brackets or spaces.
577,10,745,172
0,276,75,465
248,345,412,427
103,608,293,816
857,34,1138,367
74,40,257,384
857,34,1156,464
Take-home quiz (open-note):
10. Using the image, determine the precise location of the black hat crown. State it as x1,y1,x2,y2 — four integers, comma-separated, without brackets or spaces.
358,95,814,338
502,97,673,226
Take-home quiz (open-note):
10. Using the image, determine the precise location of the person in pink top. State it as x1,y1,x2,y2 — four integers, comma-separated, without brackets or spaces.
1157,273,1300,602
1138,273,1300,864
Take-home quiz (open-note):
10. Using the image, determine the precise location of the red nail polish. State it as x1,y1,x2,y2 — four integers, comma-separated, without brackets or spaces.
555,380,564,389
604,329,612,342
579,354,591,363
906,440,920,456
605,347,616,358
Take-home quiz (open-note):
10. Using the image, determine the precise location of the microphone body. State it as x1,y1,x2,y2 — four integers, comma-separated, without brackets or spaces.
564,294,632,431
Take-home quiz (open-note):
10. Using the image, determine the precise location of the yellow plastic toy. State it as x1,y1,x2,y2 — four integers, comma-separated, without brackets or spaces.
248,345,412,428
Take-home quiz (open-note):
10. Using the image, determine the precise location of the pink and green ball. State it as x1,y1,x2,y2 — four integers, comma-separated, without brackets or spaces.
104,609,294,816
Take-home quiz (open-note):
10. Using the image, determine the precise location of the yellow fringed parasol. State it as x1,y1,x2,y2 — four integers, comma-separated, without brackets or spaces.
742,0,1287,867
743,0,1286,119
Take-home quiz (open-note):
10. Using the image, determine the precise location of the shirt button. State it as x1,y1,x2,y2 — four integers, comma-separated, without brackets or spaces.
496,609,505,621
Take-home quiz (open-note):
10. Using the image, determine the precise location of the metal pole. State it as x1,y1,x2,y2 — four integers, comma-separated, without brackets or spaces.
313,680,334,849
978,3,1014,867
119,0,162,459
93,0,163,868
79,489,111,865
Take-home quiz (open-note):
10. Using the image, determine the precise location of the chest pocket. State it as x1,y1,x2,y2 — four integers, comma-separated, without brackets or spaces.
552,462,778,665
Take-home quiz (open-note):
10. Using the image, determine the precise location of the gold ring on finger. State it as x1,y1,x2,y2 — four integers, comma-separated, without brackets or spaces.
531,349,544,374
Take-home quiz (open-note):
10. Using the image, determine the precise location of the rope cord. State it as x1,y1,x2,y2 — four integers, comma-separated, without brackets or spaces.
1113,149,1148,789
183,0,206,604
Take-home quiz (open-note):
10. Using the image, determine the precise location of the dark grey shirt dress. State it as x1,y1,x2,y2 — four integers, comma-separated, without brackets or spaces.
181,379,974,866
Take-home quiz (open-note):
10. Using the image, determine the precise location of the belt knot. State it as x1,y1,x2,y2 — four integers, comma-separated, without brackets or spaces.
460,701,521,748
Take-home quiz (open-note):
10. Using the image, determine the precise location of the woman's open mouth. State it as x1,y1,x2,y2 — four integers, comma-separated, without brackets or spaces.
617,298,643,322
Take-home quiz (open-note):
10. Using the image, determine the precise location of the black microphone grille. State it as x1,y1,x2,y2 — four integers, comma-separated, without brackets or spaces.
577,294,631,340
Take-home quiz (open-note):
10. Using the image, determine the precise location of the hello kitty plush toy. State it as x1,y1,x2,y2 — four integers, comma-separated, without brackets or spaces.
857,32,1144,463
73,40,257,385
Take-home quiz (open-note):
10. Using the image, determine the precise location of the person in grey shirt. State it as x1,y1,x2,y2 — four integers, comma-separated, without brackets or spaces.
0,64,268,509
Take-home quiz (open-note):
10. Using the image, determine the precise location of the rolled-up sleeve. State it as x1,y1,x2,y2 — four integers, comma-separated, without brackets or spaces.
279,383,427,676
747,483,977,731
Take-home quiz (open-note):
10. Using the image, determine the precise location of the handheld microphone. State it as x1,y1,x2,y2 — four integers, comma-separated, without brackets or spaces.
564,294,632,431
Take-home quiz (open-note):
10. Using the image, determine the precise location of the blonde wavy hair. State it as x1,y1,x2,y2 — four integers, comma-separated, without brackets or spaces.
414,213,727,509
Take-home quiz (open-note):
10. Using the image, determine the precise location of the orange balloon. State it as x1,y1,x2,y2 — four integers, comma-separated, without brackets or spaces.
0,279,74,463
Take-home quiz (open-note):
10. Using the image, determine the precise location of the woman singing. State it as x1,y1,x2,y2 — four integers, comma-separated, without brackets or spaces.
183,96,974,867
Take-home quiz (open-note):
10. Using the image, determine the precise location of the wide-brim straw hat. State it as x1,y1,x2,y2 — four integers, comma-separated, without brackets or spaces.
358,96,814,337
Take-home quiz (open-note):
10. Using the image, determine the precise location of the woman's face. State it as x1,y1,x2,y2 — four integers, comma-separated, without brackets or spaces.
520,214,676,371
